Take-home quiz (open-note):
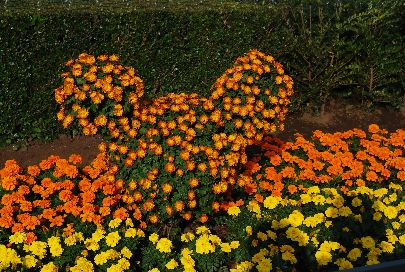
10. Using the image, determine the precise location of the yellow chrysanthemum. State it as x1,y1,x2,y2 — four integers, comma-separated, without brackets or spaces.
156,238,173,253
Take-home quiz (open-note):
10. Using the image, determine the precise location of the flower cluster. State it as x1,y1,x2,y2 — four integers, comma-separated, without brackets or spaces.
54,50,293,226
238,124,405,201
55,53,144,137
0,126,404,271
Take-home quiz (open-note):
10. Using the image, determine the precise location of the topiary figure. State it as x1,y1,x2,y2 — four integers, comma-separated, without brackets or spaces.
54,50,294,229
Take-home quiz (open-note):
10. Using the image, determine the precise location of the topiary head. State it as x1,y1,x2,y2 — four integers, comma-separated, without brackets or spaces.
208,49,294,145
54,53,144,139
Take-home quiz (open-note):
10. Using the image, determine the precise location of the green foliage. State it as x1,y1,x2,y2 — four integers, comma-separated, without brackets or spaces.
0,0,404,146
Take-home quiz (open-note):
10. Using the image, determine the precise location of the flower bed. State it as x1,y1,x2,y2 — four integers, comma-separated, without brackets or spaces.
0,51,404,271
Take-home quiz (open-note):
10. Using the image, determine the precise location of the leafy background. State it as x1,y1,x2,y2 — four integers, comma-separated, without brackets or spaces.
0,0,404,147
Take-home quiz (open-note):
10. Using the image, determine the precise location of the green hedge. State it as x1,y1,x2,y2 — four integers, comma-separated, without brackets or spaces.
0,0,404,147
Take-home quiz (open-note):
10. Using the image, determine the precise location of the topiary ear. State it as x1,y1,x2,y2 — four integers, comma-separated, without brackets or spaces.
54,53,144,139
208,49,294,144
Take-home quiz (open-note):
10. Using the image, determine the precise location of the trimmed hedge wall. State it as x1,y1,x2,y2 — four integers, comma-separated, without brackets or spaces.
0,0,404,147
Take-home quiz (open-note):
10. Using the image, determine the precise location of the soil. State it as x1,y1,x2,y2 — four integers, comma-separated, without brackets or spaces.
1,99,405,168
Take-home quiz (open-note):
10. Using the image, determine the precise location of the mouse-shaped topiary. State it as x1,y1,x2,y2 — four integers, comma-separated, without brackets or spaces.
54,50,294,229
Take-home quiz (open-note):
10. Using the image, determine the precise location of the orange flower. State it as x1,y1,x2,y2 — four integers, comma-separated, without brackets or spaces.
27,165,41,177
114,207,129,220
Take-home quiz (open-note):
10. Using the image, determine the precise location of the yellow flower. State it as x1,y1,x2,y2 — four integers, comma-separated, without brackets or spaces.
373,212,382,221
379,241,394,253
105,232,121,247
227,206,241,217
108,218,122,229
312,195,326,205
121,247,133,259
308,186,320,194
315,251,332,266
325,207,339,218
288,210,304,227
70,257,94,272
282,251,297,264
383,206,398,219
196,226,211,235
9,232,27,244
92,228,105,242
351,197,362,207
165,259,179,270
23,241,47,259
230,241,240,249
195,235,215,254
266,230,277,240
220,243,232,253
22,255,37,268
399,235,405,245
263,196,280,209
256,258,272,272
125,228,137,238
181,232,195,242
156,238,173,253
149,233,159,244
230,261,254,272
300,194,312,204
245,226,253,236
347,248,361,261
40,262,58,272
334,258,353,270
338,206,352,217
48,236,63,257
361,236,375,249
247,200,261,214
148,269,160,272
257,232,268,241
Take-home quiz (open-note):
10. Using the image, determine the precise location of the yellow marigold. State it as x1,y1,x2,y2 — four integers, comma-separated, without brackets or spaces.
360,236,375,249
48,236,63,257
399,235,405,245
165,259,179,270
121,247,133,259
195,226,210,235
245,226,253,236
9,232,27,244
325,207,339,218
347,248,362,261
156,238,173,253
125,228,137,238
22,255,37,269
219,242,231,253
334,258,353,270
227,206,241,217
230,261,254,272
383,206,398,219
105,232,121,247
40,262,58,272
288,210,304,227
230,241,240,249
70,257,94,272
108,218,122,229
257,232,268,241
148,269,160,272
256,258,272,272
263,196,280,209
315,251,332,266
195,235,215,254
149,233,159,244
379,241,394,253
181,232,195,242
0,245,22,269
23,241,47,259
